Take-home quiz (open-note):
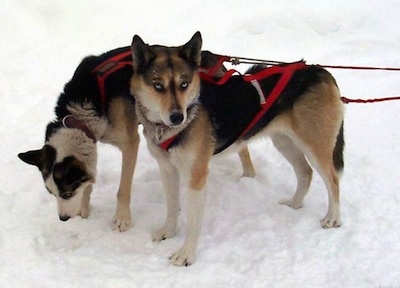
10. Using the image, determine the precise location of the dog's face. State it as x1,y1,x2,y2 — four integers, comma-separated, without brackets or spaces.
130,31,202,127
18,130,95,221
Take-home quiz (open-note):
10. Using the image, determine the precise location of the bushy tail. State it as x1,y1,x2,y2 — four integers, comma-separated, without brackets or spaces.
333,121,344,172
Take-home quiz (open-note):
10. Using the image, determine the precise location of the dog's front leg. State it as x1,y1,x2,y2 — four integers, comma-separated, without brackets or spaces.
113,137,139,232
79,184,92,218
153,160,180,241
170,163,208,266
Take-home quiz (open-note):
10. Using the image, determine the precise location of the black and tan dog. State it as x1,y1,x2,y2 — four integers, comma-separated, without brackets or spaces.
18,47,139,231
130,32,344,265
17,46,254,231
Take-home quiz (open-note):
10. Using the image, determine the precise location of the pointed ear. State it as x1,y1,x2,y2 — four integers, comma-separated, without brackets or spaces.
18,145,56,174
131,35,156,73
180,31,202,66
18,149,43,168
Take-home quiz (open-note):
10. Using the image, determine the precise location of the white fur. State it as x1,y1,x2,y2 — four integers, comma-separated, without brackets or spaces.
67,102,108,139
45,129,97,219
47,128,97,176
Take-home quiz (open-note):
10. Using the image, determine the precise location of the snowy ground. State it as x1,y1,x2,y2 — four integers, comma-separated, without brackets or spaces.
2,1,400,287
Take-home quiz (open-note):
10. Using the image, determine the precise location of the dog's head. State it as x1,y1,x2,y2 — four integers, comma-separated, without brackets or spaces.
18,126,96,221
130,31,202,127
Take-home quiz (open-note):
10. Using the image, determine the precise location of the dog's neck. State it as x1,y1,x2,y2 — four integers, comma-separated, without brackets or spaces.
62,115,97,143
136,101,199,145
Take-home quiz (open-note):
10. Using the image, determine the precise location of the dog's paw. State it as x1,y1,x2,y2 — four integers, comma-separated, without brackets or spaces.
242,169,256,178
169,246,196,266
320,213,342,228
152,226,176,242
279,199,303,209
113,209,131,232
79,206,90,219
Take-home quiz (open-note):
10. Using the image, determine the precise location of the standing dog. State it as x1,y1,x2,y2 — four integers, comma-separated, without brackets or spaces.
17,46,254,231
130,32,344,265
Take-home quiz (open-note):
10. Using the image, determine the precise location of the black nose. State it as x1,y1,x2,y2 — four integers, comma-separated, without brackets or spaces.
170,111,184,125
59,215,70,222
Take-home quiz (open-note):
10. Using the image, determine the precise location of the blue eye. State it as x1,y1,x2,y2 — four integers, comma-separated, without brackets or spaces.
154,83,164,91
181,82,189,89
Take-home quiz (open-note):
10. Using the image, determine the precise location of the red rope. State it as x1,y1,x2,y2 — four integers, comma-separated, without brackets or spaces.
341,96,400,104
320,64,400,72
321,64,400,104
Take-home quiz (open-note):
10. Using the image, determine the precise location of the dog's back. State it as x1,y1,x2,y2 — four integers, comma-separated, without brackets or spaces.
55,47,134,121
200,64,341,154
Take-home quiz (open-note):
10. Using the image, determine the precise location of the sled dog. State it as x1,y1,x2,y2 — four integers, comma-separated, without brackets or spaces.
17,46,253,231
18,47,139,230
130,32,345,265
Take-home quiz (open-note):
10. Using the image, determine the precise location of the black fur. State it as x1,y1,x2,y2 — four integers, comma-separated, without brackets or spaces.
333,121,345,172
131,36,156,74
17,145,56,179
53,156,90,199
19,46,135,202
54,47,134,122
199,64,334,153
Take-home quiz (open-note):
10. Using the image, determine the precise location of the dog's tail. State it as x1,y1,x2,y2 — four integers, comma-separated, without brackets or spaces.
333,121,344,172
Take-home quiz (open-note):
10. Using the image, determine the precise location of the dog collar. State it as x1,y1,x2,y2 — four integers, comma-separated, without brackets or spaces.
61,115,97,143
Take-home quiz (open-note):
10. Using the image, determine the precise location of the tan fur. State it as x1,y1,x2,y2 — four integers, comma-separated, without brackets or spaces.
131,32,343,266
184,109,215,191
102,98,140,231
24,97,140,231
238,147,256,178
130,54,201,127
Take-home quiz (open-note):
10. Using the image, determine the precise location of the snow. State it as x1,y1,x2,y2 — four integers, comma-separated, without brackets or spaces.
2,0,400,287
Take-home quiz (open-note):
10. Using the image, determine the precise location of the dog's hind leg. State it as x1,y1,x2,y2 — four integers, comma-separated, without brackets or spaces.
273,134,313,209
152,160,180,242
308,145,341,228
299,131,342,228
238,146,256,178
318,121,344,228
319,168,341,228
313,156,341,228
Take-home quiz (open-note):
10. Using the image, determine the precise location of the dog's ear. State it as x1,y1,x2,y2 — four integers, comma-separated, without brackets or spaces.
180,31,202,66
18,145,56,175
131,35,156,73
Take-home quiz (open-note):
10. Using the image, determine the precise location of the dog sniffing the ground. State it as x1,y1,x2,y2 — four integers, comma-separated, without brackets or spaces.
130,32,344,266
18,47,139,231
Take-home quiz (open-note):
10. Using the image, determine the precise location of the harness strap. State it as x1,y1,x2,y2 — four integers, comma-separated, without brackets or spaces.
200,68,239,85
250,79,266,104
239,61,307,138
199,55,231,77
91,50,132,107
160,60,307,151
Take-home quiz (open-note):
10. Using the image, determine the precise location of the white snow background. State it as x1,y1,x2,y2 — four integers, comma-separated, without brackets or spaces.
1,1,400,287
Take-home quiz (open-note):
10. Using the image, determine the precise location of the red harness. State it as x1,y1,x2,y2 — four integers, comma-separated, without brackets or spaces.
89,50,308,151
161,57,308,151
91,50,132,106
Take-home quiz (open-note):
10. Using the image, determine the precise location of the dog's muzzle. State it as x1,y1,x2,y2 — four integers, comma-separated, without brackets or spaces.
169,110,184,126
